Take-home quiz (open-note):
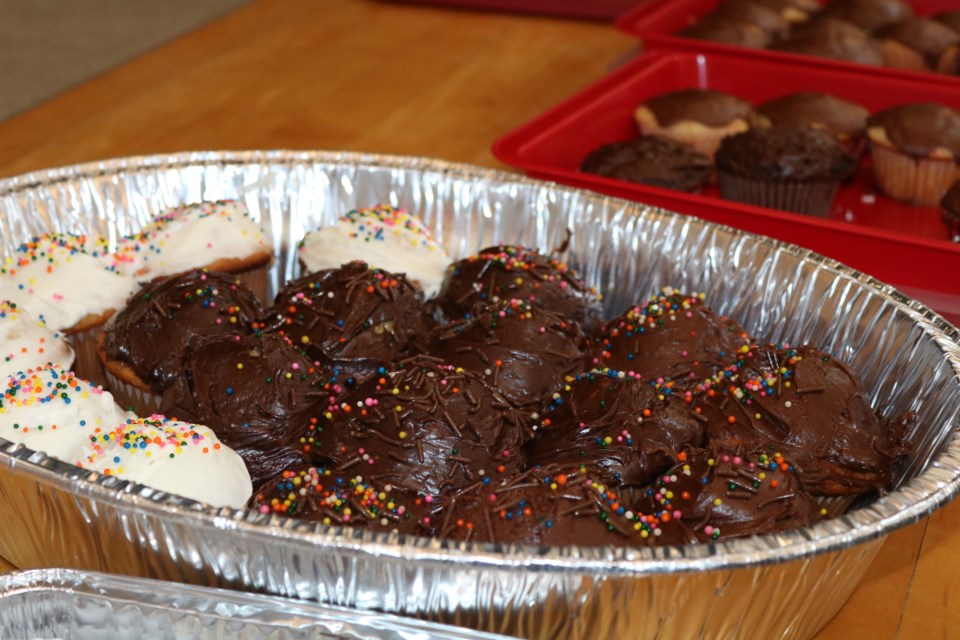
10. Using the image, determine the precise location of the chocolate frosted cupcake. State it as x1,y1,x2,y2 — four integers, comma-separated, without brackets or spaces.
757,91,869,155
428,298,586,409
934,11,960,35
641,447,822,542
715,127,856,217
436,245,603,333
711,0,791,38
586,289,752,387
98,270,263,414
691,344,912,497
580,135,712,193
874,18,960,74
738,0,820,23
262,261,432,379
312,356,530,496
437,464,698,547
526,369,704,489
160,332,343,487
680,18,772,49
771,18,884,66
633,89,756,162
821,0,914,32
941,179,960,241
866,103,960,206
250,464,441,536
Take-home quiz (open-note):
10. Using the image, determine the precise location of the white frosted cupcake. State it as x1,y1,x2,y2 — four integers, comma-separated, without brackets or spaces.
0,234,139,386
0,300,75,380
0,364,133,461
118,200,273,302
298,204,449,299
74,415,252,509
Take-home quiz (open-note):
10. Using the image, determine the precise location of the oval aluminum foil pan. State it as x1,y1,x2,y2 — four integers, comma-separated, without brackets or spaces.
0,151,958,640
0,568,517,639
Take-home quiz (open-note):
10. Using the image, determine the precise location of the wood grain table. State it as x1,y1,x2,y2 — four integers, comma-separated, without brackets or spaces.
0,1,957,637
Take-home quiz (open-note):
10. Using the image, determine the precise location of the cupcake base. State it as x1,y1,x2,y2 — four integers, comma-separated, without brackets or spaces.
717,172,840,217
871,143,959,207
102,367,163,416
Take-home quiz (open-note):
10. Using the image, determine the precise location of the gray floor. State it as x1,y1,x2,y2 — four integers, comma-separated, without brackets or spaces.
0,1,250,121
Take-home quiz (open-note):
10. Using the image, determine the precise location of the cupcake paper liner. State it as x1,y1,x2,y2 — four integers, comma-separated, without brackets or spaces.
233,262,270,306
717,172,840,218
103,367,163,416
870,143,959,207
67,327,109,389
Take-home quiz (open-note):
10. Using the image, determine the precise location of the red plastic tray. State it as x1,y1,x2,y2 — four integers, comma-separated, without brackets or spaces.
491,48,960,324
381,0,644,21
615,0,960,85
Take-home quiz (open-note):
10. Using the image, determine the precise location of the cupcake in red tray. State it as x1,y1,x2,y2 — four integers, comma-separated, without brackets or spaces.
715,127,856,217
116,199,273,303
873,18,960,74
757,91,869,158
580,135,712,193
934,11,960,35
771,17,884,67
820,0,914,33
866,103,960,207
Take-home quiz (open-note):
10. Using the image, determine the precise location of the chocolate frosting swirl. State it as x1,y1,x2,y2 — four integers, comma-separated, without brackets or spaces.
715,128,857,182
587,290,752,387
428,298,586,408
527,369,705,488
262,261,431,377
580,136,713,193
641,446,822,542
868,103,960,159
160,332,341,486
312,356,531,496
250,464,440,536
437,464,698,547
436,245,603,333
643,89,755,128
691,344,911,495
758,92,869,139
101,270,262,392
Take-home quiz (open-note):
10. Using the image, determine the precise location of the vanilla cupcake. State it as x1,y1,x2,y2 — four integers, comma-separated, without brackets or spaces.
298,204,449,299
118,200,273,302
0,364,133,461
0,234,138,386
634,89,756,162
0,300,75,380
867,103,960,206
75,415,252,509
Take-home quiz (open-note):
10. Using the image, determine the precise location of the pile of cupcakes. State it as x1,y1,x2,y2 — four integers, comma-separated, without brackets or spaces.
581,87,960,221
0,198,917,548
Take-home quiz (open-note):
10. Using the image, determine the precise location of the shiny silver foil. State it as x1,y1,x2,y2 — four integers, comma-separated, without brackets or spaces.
0,568,516,639
0,151,958,640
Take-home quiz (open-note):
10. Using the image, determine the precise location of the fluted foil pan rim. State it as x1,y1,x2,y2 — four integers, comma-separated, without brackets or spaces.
1,149,958,576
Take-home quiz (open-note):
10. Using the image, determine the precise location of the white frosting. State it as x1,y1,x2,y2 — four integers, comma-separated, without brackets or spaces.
0,234,138,332
125,200,270,278
298,204,449,298
0,300,75,379
0,364,133,462
75,415,252,509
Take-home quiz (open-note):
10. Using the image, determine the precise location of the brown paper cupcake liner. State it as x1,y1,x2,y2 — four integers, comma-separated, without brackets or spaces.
717,172,840,218
103,367,163,416
66,327,109,389
231,262,270,306
870,143,959,207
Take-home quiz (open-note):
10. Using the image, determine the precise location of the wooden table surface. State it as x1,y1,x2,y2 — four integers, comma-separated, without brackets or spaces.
0,1,957,637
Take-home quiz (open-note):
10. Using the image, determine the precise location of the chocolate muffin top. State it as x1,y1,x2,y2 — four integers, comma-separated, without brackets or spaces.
742,0,820,19
772,18,885,66
587,289,753,386
933,11,960,35
428,298,586,409
437,464,698,547
715,128,856,182
680,18,772,49
641,447,822,542
642,89,755,128
262,261,431,378
690,344,912,496
160,332,342,486
311,356,530,496
527,368,705,488
580,136,713,193
100,270,262,393
250,464,441,536
821,0,915,32
867,103,960,158
436,245,603,333
758,92,870,140
874,18,960,68
712,0,791,36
